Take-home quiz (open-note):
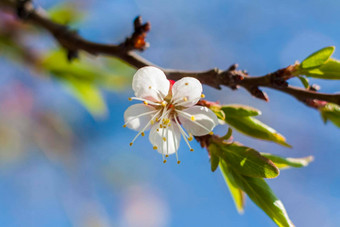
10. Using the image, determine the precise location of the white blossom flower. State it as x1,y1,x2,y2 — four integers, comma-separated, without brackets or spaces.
124,66,218,163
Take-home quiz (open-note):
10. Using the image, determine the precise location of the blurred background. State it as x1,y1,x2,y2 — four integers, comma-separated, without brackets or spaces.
0,0,339,226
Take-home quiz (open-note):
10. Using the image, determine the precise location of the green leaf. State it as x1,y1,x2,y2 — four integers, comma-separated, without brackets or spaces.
301,58,340,79
222,112,291,147
300,46,335,69
319,103,340,127
41,50,132,90
47,3,83,25
209,142,279,178
210,152,219,172
227,165,294,227
221,105,261,117
220,160,245,213
297,76,309,89
221,127,233,141
65,79,107,118
261,153,314,169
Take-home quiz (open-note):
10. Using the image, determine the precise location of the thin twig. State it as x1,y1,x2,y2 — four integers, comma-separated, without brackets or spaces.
0,0,339,105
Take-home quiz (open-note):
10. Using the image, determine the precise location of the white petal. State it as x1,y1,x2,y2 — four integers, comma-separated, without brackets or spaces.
132,66,170,102
177,106,218,136
171,77,202,107
124,104,157,131
149,122,181,155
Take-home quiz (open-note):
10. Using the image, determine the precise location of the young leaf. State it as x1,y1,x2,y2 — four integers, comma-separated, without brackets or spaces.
47,3,83,25
229,167,294,227
261,153,314,169
41,50,132,90
301,59,340,79
209,142,280,178
221,105,261,117
65,79,107,118
222,113,291,147
210,150,219,172
319,103,340,127
220,160,245,213
300,46,334,69
221,127,233,141
297,76,309,89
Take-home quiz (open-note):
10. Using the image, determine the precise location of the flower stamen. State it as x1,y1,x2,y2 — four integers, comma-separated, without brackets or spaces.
129,97,161,106
130,110,161,145
123,109,158,128
177,110,212,133
174,115,193,152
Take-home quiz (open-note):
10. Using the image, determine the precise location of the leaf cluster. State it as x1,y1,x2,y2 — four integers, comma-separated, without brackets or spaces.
208,104,313,226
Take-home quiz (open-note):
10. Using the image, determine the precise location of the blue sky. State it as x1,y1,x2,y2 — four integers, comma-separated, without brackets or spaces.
0,0,339,226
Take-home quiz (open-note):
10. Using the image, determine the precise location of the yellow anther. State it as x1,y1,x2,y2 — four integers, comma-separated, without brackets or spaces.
165,155,169,158
183,97,188,101
156,117,159,122
151,120,154,125
188,133,193,141
156,129,159,132
129,142,133,146
149,86,152,89
160,125,163,128
144,101,148,105
141,132,145,136
201,94,205,98
177,160,181,164
163,160,167,163
161,101,167,107
191,116,195,121
190,148,194,152
209,131,214,135
185,82,189,86
123,124,127,128
128,97,132,101
163,137,167,141
153,146,158,150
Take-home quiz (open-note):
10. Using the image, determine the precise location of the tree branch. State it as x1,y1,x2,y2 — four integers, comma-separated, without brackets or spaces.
1,0,340,106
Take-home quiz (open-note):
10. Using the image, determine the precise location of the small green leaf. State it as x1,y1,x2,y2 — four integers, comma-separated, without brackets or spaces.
301,58,340,79
41,50,132,90
319,103,340,127
65,79,107,118
297,76,309,89
209,142,279,178
210,152,219,172
220,161,245,213
228,166,294,227
261,153,314,169
221,127,233,141
221,105,261,117
300,46,335,69
47,3,83,25
222,113,291,147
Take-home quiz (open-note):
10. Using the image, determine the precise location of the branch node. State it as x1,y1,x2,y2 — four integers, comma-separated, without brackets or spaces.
309,84,321,91
219,64,245,89
67,49,79,62
121,16,150,51
249,86,269,102
16,0,33,20
303,99,327,109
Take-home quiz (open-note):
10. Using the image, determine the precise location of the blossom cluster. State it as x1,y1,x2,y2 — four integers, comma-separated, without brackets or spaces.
124,66,218,163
